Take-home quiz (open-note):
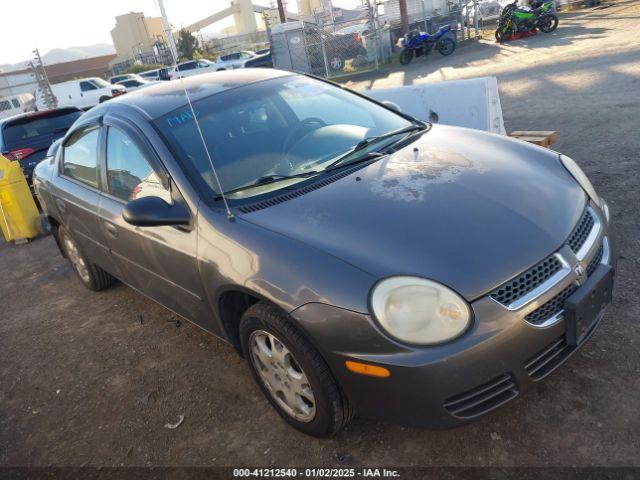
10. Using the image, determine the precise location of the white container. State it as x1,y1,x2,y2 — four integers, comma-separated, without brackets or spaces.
363,76,506,135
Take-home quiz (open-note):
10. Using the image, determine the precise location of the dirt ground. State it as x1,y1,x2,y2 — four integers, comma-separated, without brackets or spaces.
1,0,639,469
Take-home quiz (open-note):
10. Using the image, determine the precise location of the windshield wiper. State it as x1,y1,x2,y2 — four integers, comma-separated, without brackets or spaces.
215,170,320,199
326,123,426,171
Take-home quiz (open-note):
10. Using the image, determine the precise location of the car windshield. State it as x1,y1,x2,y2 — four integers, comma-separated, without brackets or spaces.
92,78,111,88
153,75,415,200
3,110,82,149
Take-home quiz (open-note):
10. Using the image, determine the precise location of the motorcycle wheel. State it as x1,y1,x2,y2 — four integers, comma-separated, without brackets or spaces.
496,27,512,43
437,38,456,56
400,49,414,65
538,14,559,33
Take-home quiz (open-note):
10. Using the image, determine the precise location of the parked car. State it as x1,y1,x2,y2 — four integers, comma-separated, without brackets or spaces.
0,93,36,120
109,73,140,84
462,0,513,24
36,78,126,110
116,78,159,91
244,51,273,68
305,28,367,72
34,70,616,438
139,67,170,81
0,107,82,183
168,59,218,79
214,51,258,70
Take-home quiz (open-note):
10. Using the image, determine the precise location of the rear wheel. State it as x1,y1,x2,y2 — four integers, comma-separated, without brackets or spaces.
538,14,558,33
399,49,414,65
437,38,456,56
240,302,353,437
59,226,115,291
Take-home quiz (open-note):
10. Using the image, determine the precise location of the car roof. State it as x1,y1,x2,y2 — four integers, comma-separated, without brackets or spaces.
103,68,295,119
0,107,82,127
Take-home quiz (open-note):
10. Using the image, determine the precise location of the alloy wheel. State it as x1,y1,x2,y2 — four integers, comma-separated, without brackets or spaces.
249,330,316,422
63,234,90,283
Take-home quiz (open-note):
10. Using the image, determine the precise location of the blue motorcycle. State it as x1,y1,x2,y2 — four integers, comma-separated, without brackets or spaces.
399,25,457,65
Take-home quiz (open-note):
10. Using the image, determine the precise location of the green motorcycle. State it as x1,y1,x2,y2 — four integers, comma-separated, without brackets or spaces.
495,0,559,43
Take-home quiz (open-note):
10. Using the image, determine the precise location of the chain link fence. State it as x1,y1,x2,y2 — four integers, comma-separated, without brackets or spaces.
269,0,486,79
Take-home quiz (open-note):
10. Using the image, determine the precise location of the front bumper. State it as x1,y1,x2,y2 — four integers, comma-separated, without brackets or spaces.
292,203,617,428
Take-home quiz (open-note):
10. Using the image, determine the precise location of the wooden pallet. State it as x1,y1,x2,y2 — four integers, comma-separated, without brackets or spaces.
508,131,557,148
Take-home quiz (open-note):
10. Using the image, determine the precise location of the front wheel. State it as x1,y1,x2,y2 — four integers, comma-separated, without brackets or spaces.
399,49,414,65
240,302,353,437
538,14,559,33
496,26,512,43
436,38,456,56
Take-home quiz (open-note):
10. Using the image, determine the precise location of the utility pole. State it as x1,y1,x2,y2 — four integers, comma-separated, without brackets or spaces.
30,49,57,110
157,0,179,63
276,0,287,24
399,0,409,34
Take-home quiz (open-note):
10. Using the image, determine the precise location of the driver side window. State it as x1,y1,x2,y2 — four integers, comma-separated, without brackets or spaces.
105,127,171,204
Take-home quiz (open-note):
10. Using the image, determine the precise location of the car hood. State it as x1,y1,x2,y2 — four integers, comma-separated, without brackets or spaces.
240,124,586,300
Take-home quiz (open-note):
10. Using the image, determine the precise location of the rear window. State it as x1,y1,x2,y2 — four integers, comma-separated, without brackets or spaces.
2,110,82,150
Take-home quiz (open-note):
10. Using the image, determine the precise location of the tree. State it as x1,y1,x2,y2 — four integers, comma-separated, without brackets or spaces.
177,28,199,60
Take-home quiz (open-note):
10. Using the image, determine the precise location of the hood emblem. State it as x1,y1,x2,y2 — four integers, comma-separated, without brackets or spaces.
574,263,586,284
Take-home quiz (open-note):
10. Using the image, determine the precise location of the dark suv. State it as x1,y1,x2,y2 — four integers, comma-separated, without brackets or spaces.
0,107,83,184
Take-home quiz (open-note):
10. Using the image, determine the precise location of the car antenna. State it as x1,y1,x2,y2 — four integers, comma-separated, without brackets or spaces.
156,0,234,222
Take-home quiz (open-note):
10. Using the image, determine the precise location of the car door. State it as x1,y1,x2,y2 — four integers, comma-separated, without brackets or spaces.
55,123,116,275
96,117,207,323
238,52,253,68
79,80,100,108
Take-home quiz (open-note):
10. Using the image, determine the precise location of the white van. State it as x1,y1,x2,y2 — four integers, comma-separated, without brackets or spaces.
0,93,36,120
36,77,126,110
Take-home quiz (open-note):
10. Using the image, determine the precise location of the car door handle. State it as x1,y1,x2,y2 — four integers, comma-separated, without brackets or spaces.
104,222,118,238
55,198,66,213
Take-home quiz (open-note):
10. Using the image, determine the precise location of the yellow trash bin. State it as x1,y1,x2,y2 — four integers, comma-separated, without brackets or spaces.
0,154,41,242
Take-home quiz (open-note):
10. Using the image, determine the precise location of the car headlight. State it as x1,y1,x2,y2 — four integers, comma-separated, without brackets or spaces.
560,154,601,207
370,276,471,345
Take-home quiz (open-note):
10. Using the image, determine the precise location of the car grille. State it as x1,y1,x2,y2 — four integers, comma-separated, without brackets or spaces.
524,235,604,326
443,373,519,419
489,206,598,309
524,283,578,326
524,335,572,380
586,244,604,277
566,208,594,253
489,255,562,306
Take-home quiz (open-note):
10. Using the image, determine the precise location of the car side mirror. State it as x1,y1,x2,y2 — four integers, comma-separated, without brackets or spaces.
123,196,190,227
381,100,401,112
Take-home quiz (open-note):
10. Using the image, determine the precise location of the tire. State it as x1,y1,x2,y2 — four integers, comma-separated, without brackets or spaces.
240,302,353,437
496,27,512,43
58,226,115,291
437,38,456,56
399,49,414,65
99,96,111,103
538,14,558,33
328,55,344,72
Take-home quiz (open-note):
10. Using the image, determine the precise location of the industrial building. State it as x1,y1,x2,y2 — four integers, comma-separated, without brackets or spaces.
109,12,168,67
